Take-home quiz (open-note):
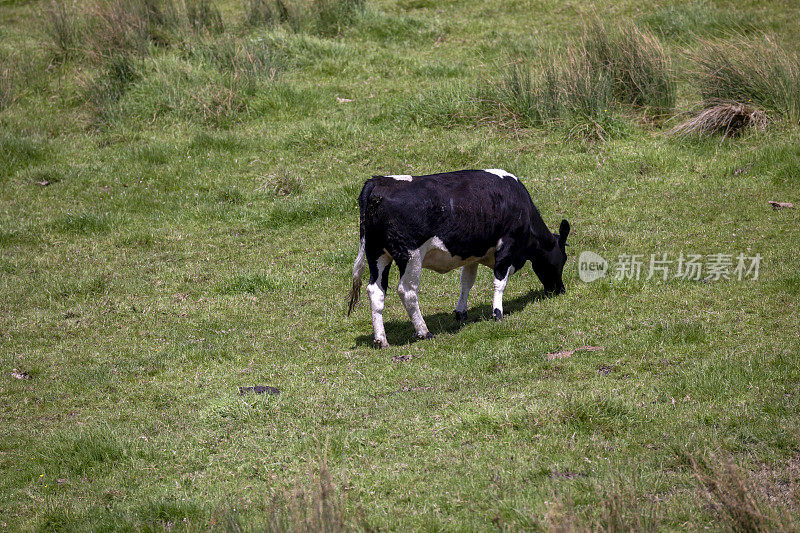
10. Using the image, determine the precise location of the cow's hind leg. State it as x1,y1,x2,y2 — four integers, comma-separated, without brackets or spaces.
454,262,478,322
367,253,392,348
396,251,433,340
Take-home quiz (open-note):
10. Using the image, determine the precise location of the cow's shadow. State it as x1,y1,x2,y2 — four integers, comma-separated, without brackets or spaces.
353,287,551,347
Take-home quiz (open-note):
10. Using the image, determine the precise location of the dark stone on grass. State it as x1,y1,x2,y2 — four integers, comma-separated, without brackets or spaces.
597,364,614,375
238,385,280,395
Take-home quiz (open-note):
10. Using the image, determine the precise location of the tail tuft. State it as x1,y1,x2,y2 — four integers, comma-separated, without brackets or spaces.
347,237,366,316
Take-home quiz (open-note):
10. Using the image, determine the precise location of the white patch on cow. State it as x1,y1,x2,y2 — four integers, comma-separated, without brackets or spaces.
493,265,515,314
420,236,497,274
367,254,392,347
483,168,518,181
420,237,456,273
455,263,478,313
386,174,413,181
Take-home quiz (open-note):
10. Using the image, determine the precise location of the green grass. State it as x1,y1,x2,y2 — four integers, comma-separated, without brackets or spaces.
2,0,800,530
639,1,756,41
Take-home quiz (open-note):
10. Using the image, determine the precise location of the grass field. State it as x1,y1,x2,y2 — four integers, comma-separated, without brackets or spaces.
2,0,800,530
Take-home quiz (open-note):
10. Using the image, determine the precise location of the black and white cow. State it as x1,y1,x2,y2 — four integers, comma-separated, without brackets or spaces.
347,169,570,348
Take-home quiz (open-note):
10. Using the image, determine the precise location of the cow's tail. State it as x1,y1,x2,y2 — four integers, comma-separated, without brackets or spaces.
347,179,378,316
347,237,366,316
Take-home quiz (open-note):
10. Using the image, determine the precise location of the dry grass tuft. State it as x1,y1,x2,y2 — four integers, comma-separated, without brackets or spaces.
261,169,303,197
544,482,661,532
690,453,797,532
268,463,347,533
223,460,348,532
671,100,768,138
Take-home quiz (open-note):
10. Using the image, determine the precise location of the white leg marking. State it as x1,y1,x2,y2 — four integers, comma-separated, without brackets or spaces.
386,174,413,181
367,254,391,347
455,263,478,313
397,248,429,338
493,266,515,316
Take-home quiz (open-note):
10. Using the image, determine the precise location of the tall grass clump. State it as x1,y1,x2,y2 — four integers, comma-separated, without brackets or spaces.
246,0,294,28
313,0,365,36
499,55,612,127
583,21,675,117
45,0,225,62
245,0,365,35
191,38,280,89
82,53,140,127
85,0,183,60
691,34,800,125
186,0,224,34
44,0,83,62
496,19,674,134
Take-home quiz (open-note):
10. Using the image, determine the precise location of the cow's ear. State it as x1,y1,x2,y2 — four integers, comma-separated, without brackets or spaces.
558,219,570,245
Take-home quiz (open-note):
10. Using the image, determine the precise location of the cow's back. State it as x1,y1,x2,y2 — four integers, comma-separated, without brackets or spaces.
361,170,536,261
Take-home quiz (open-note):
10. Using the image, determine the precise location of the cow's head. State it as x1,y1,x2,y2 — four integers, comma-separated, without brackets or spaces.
531,219,570,295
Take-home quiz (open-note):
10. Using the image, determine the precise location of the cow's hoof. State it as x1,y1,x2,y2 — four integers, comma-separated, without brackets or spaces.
454,310,467,322
493,309,503,321
418,332,435,340
373,339,389,349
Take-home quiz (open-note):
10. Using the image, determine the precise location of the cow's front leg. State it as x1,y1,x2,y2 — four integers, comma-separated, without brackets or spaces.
397,253,433,340
492,264,515,321
454,262,478,321
367,254,392,348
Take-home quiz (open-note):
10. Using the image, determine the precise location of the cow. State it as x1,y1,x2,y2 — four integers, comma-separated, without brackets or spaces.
347,169,570,348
